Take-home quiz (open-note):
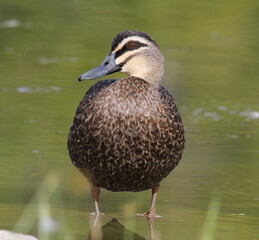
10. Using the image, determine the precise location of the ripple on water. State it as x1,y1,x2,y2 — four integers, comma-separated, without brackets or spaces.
191,106,259,121
0,19,20,28
39,56,78,64
40,57,59,65
239,111,259,120
16,86,61,93
0,19,33,28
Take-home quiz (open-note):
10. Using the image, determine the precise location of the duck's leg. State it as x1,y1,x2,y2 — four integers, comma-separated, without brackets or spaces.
91,184,101,215
144,185,160,219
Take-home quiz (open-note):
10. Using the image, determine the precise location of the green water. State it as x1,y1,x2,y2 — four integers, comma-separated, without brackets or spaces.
0,0,258,239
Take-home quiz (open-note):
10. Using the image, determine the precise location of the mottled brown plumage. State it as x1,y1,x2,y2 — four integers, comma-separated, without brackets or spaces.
68,77,184,191
67,31,185,218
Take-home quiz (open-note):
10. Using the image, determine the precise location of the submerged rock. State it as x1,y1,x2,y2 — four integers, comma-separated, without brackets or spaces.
0,230,38,240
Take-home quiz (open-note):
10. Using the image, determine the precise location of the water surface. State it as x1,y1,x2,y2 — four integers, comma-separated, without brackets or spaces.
0,0,259,239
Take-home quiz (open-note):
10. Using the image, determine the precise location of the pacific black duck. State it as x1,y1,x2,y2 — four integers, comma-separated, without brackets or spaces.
68,30,185,219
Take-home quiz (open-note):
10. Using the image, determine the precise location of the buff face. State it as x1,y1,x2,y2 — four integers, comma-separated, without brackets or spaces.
78,31,164,85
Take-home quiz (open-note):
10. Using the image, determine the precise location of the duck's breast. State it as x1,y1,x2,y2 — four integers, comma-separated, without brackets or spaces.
68,77,184,191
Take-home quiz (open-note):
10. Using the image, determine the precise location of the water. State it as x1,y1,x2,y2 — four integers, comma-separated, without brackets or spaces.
0,0,259,239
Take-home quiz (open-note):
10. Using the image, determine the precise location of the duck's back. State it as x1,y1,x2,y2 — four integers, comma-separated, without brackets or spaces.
67,76,184,192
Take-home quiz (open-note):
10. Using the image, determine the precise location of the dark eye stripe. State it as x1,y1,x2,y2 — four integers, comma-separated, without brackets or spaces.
115,41,147,59
118,55,134,67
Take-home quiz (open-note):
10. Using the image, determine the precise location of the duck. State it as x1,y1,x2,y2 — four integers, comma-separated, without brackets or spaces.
67,30,185,219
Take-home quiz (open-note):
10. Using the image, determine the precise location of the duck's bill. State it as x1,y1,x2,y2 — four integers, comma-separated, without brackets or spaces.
78,52,121,81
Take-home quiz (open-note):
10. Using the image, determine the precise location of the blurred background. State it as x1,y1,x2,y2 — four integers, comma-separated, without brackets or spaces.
0,0,258,239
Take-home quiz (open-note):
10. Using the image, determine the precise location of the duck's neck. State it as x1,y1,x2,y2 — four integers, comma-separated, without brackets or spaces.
131,62,164,85
121,51,164,85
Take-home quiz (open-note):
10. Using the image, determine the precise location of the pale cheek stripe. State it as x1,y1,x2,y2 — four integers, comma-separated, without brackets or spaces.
115,47,148,65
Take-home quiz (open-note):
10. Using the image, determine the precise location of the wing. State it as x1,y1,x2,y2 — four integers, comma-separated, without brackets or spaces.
158,85,184,125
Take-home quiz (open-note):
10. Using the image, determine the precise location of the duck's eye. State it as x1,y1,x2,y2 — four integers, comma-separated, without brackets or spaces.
127,42,135,49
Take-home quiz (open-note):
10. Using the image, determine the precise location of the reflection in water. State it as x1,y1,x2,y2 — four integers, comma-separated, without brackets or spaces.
88,215,158,240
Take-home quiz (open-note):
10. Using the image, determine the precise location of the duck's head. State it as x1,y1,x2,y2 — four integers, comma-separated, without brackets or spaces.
78,30,164,85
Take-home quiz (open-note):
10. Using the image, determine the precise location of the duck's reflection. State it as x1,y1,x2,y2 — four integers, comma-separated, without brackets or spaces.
88,215,157,240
